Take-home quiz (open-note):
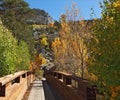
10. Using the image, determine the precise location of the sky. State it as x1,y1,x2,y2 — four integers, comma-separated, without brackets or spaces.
25,0,103,21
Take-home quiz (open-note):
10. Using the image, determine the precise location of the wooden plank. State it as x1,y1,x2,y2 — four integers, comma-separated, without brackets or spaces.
0,71,28,86
28,79,56,100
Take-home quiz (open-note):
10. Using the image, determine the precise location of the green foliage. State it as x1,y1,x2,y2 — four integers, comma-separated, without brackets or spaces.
17,41,30,71
0,0,35,57
0,21,30,77
0,0,30,22
35,69,44,79
0,21,18,76
89,0,120,99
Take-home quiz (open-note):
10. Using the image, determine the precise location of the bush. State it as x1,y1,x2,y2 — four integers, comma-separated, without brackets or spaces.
0,21,30,77
0,21,18,76
17,41,30,71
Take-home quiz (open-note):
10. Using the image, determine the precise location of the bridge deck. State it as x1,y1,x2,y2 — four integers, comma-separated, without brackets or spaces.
23,78,56,100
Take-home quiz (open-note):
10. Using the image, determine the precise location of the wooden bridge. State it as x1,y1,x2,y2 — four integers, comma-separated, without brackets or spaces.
0,70,97,100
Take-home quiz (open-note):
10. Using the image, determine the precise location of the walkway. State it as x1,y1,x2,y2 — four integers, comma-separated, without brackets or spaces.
27,78,56,100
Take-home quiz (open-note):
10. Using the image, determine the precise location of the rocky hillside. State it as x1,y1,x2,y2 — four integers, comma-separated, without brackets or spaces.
27,8,54,24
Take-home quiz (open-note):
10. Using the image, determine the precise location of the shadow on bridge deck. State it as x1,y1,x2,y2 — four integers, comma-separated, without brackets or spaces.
22,78,61,100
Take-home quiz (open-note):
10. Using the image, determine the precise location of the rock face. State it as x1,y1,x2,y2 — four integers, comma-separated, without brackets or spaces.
27,8,54,24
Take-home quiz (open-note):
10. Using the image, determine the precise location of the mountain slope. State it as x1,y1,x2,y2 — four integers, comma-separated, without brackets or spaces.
27,8,54,24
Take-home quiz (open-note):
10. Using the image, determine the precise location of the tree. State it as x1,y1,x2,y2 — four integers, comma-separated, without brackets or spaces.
0,20,18,76
0,20,30,77
89,0,120,99
17,41,30,71
52,37,67,71
34,53,46,69
53,20,61,31
0,0,30,36
0,0,35,57
52,2,92,77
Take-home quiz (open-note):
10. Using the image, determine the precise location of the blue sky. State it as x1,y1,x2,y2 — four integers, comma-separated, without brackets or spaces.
25,0,103,21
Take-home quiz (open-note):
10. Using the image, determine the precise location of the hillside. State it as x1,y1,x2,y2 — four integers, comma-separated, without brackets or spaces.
27,8,54,24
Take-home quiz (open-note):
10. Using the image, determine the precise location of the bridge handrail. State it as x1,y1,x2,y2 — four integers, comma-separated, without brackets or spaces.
0,71,28,86
45,71,96,100
47,71,91,87
0,70,35,100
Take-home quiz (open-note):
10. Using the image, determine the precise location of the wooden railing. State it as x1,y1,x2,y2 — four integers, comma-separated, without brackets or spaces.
0,71,35,100
45,71,96,100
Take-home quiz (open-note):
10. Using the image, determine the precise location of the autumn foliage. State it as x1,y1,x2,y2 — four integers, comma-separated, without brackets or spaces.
52,1,120,99
52,3,92,77
89,0,120,99
29,53,46,71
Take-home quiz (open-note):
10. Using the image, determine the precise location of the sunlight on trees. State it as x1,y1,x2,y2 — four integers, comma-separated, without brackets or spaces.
52,1,120,99
0,20,30,77
89,0,120,99
52,2,92,77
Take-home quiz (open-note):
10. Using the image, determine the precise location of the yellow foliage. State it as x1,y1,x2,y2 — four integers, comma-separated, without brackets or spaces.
51,3,92,76
110,86,120,99
52,37,60,47
34,53,46,69
52,37,67,67
113,0,120,7
32,24,47,30
37,54,46,65
49,22,54,28
29,61,33,70
39,54,46,64
41,37,48,46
